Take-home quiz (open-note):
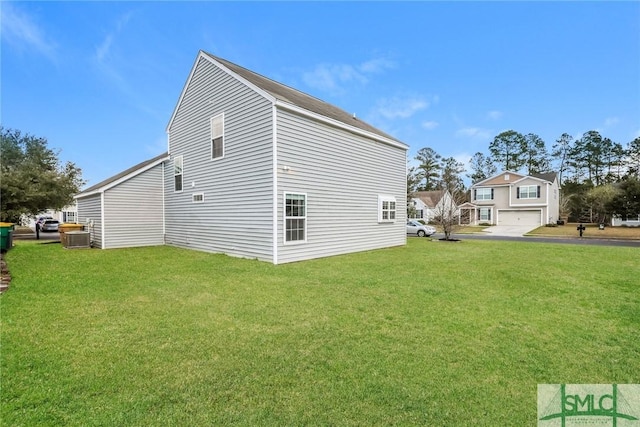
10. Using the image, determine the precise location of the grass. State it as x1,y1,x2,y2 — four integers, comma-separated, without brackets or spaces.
528,223,640,239
2,239,639,426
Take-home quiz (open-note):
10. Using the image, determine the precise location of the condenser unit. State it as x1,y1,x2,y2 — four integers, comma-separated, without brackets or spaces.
65,231,90,249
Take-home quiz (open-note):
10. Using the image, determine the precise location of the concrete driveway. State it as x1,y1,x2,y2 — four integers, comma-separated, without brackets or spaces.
482,225,536,237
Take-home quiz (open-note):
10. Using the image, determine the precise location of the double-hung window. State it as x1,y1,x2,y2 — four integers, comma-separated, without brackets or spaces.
378,195,397,223
475,188,493,201
285,193,306,243
174,155,183,192
518,185,539,199
210,114,224,159
479,207,491,222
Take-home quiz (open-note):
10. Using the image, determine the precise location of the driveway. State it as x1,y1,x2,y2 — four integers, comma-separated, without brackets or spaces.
482,225,536,237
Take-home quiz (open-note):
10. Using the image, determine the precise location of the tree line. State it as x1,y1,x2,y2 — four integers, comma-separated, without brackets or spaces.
410,129,640,223
1,127,84,223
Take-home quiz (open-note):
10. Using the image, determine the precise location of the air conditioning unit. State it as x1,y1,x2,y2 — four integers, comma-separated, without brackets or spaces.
65,231,90,249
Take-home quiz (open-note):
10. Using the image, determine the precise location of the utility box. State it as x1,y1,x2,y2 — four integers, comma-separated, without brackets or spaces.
64,231,90,249
0,223,14,252
59,223,85,247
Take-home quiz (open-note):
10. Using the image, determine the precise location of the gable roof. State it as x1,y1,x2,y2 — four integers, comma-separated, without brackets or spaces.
530,172,558,183
75,152,169,199
473,171,525,187
168,51,406,148
472,171,558,187
413,190,447,208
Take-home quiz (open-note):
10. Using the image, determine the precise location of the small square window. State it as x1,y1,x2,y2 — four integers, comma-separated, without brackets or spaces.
192,193,204,203
378,195,397,223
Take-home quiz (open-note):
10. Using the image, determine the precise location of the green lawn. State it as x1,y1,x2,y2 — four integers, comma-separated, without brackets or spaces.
2,240,638,426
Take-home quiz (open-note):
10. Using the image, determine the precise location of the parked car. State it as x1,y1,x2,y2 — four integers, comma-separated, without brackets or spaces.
406,220,436,237
40,219,60,232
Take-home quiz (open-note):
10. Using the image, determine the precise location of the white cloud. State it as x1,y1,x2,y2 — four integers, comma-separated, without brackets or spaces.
604,117,620,127
375,96,429,119
1,3,57,61
422,120,439,130
94,11,133,64
486,110,503,120
302,63,366,94
455,127,492,140
359,58,396,74
302,57,395,95
454,152,472,167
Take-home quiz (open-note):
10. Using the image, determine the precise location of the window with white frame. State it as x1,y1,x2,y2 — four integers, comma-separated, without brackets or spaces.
174,155,183,192
210,114,224,159
63,211,76,223
285,193,306,243
192,193,204,203
475,188,493,200
518,185,539,199
479,207,491,222
378,195,397,223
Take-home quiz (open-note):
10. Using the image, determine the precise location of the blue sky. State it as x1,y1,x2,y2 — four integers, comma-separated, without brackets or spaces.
2,1,639,188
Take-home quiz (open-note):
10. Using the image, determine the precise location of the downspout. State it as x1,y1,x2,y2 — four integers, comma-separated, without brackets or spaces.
272,104,278,265
100,192,106,249
162,161,166,244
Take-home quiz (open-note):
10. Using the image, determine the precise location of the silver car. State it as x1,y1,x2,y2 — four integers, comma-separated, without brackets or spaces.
406,220,436,237
41,219,60,232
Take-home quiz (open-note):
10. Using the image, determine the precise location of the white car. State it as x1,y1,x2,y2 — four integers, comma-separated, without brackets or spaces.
406,220,436,237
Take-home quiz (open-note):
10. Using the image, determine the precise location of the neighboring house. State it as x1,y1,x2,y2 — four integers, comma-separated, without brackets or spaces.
76,51,408,263
464,171,560,227
75,153,168,249
24,204,78,228
409,190,458,223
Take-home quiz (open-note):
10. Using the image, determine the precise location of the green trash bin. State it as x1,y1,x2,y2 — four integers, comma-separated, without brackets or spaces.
0,222,15,251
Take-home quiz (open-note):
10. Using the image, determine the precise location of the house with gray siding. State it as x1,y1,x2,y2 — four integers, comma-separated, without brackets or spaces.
75,153,168,249
76,51,408,263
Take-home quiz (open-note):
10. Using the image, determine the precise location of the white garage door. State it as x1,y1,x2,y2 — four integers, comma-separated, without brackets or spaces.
498,210,541,226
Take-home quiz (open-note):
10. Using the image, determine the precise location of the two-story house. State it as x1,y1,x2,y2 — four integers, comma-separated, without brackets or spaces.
466,171,560,227
76,50,408,264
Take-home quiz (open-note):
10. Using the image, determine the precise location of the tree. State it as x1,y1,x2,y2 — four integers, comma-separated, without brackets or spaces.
585,184,618,224
552,133,574,186
414,147,441,190
406,164,421,218
0,127,84,223
627,137,640,178
489,130,527,172
432,156,467,240
607,178,640,221
468,152,496,184
603,139,625,183
523,133,550,175
438,156,465,193
573,131,608,185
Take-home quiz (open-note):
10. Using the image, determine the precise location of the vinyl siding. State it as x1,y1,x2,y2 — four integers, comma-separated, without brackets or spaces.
164,56,274,261
102,164,164,249
276,109,406,264
512,178,548,206
76,194,102,248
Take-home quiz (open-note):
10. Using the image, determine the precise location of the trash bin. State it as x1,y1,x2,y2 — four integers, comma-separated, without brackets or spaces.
59,223,85,247
0,223,15,251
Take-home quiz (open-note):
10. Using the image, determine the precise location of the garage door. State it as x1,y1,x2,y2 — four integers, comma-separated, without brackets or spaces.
498,210,541,226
